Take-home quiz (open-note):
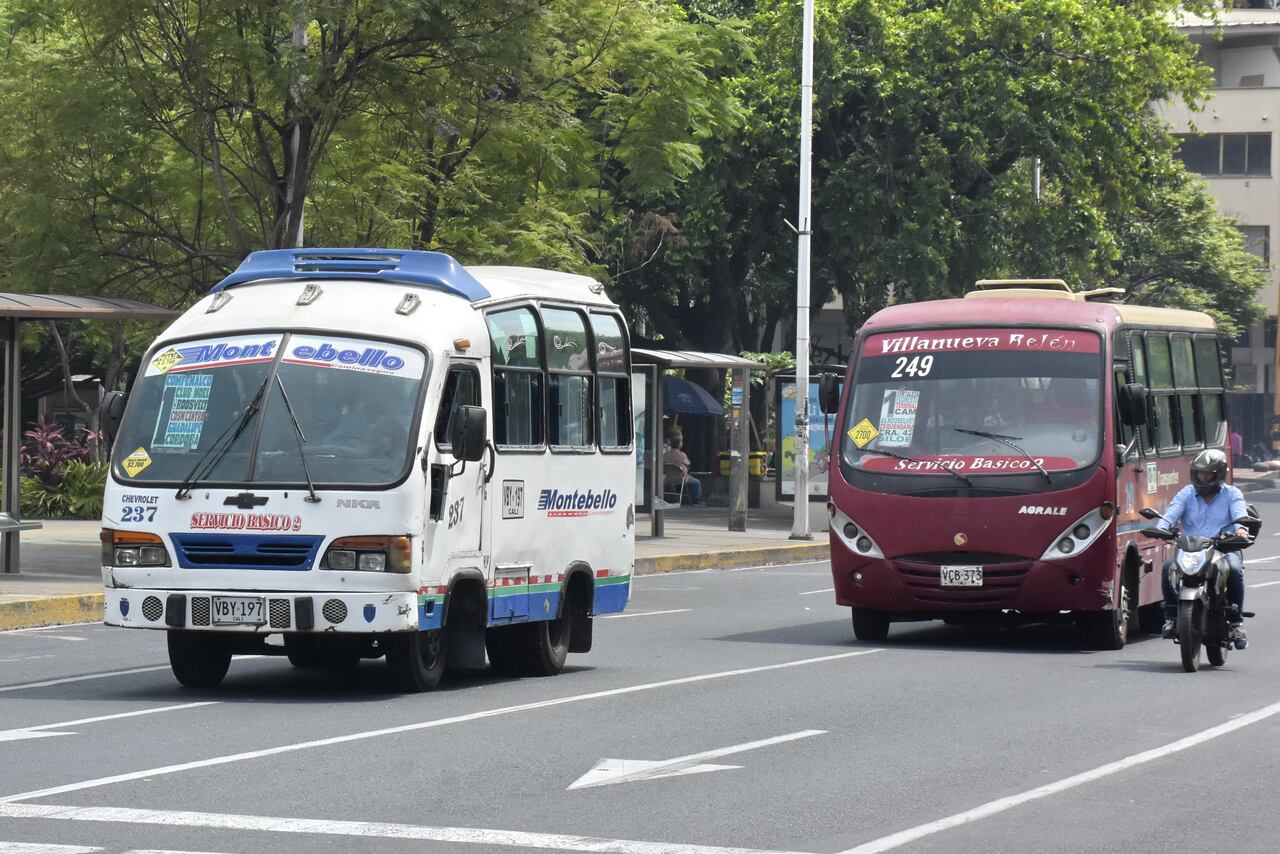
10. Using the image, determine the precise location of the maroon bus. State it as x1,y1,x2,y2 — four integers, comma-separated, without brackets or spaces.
820,279,1228,649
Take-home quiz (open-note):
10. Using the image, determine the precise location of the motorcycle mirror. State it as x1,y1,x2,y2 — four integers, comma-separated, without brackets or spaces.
1140,526,1172,540
1138,508,1161,520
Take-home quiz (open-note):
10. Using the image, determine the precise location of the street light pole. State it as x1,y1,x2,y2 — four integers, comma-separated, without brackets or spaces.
791,0,815,541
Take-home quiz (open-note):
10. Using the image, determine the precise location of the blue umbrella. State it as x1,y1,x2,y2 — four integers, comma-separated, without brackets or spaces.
662,375,723,416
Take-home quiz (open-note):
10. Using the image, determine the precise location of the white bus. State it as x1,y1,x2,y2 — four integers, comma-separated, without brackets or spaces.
100,248,635,691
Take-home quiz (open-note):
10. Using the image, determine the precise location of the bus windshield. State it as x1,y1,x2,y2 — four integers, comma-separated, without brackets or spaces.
840,327,1102,476
112,332,427,487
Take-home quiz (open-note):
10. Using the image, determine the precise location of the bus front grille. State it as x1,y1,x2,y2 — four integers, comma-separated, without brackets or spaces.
169,534,323,570
893,559,1030,608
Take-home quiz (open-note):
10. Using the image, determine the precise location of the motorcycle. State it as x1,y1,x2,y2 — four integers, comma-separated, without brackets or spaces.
1138,506,1259,672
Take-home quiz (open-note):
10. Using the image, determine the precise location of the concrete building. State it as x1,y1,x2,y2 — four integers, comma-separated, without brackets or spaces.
1157,7,1280,408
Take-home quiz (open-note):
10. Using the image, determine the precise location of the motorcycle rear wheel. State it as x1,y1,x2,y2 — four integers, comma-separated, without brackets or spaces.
1177,600,1201,673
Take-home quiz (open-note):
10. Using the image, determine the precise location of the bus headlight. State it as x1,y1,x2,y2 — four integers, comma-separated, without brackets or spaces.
101,529,170,567
829,507,883,558
321,536,412,573
1040,506,1113,561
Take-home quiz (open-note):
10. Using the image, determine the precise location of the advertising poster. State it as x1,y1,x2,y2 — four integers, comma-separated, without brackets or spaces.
778,376,840,500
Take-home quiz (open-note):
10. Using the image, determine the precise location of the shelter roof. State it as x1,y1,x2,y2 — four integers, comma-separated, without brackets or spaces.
632,348,762,370
0,294,178,321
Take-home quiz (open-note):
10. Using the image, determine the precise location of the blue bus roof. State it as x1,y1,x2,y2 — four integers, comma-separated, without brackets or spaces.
211,248,490,302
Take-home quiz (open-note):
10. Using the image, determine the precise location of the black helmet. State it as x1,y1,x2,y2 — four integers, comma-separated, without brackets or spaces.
1190,449,1228,497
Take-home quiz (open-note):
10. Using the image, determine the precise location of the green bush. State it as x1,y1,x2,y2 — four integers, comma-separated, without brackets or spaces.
21,461,107,519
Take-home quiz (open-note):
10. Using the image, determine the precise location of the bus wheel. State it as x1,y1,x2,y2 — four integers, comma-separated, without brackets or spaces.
1085,576,1132,651
851,608,890,642
167,630,231,688
386,629,447,692
523,610,571,676
485,625,524,676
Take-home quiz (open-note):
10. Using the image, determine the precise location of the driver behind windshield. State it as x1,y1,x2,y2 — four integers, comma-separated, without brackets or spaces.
1156,449,1251,649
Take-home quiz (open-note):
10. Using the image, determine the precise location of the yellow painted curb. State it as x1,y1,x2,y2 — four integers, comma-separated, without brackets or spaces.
635,542,829,575
0,594,104,630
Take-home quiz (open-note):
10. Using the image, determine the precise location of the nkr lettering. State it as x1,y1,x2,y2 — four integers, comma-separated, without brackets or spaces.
336,498,381,509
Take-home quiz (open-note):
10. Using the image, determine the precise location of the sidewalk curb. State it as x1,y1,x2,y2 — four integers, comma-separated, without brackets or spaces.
0,593,104,630
635,542,829,575
1238,479,1275,494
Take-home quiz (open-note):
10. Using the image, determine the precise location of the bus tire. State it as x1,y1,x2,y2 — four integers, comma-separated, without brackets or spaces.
851,608,890,642
485,625,525,676
386,629,447,692
522,610,571,676
1085,577,1131,651
167,630,231,688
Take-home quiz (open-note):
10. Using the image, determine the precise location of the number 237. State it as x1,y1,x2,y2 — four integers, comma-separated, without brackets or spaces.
891,355,933,378
121,505,156,522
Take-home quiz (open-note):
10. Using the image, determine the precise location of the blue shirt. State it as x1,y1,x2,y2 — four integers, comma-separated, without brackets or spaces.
1158,483,1248,538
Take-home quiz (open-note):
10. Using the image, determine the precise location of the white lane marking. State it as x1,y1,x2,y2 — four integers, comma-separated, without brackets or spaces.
0,656,268,694
600,609,692,619
0,656,53,664
0,649,884,804
0,666,172,693
569,730,826,789
631,586,703,591
798,588,834,596
1249,580,1280,589
0,804,811,854
0,702,217,743
0,843,99,853
0,631,87,641
1247,555,1280,563
834,699,1280,854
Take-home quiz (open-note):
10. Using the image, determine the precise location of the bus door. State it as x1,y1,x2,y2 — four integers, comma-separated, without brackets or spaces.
433,358,490,565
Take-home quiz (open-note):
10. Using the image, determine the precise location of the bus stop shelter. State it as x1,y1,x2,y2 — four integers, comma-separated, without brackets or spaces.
631,348,761,536
1,294,179,574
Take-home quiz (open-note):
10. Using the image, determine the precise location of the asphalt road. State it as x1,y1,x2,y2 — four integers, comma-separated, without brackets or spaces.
2,497,1280,853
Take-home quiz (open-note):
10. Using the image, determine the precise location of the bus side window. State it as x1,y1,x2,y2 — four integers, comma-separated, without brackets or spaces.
1144,333,1178,454
591,312,631,450
543,307,593,449
486,307,545,449
1114,368,1136,455
435,366,481,451
1130,333,1149,457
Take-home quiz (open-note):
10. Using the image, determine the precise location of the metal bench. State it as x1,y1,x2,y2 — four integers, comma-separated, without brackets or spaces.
0,511,43,574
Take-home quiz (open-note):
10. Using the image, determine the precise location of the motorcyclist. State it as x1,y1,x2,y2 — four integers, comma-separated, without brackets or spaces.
1157,448,1250,650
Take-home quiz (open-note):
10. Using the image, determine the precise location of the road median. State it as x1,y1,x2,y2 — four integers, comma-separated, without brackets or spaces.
635,541,829,575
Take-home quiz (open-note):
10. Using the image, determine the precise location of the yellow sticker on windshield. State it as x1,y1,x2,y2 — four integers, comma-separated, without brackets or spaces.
151,348,184,374
848,418,878,448
122,447,152,478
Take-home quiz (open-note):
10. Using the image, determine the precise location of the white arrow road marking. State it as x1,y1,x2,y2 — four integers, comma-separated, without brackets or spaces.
0,702,216,744
569,730,827,790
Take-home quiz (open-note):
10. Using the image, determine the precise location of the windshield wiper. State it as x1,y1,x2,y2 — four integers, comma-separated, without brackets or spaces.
274,375,320,503
862,447,973,487
953,427,1052,483
175,375,271,500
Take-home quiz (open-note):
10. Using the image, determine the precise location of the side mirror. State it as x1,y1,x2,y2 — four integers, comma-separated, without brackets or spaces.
818,373,841,415
99,391,127,443
1138,507,1161,520
1118,382,1148,427
450,405,487,463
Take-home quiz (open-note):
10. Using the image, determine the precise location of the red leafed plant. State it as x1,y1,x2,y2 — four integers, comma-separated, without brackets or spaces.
20,417,97,484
